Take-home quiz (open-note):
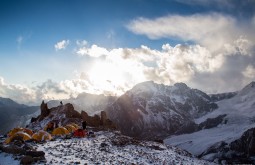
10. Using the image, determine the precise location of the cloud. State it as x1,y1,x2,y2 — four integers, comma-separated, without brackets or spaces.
242,65,255,79
127,13,255,53
127,13,240,52
0,76,36,105
76,44,109,57
54,40,70,51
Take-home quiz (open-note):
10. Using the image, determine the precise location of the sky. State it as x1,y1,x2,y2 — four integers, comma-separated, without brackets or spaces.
0,0,255,105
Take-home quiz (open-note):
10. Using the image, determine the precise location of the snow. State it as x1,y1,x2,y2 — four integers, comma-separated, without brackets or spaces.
0,152,20,165
165,83,255,158
34,131,214,165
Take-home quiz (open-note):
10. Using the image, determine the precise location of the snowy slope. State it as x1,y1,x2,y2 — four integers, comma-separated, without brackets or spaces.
34,131,214,165
164,82,255,162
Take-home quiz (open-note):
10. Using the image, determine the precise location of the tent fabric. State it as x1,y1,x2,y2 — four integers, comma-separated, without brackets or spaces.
52,127,69,136
5,131,32,144
65,125,77,133
32,130,52,141
22,128,33,136
70,123,79,129
7,128,23,137
73,129,87,138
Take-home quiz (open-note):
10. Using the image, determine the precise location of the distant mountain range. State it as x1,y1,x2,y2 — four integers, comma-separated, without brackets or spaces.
0,97,39,134
1,81,255,163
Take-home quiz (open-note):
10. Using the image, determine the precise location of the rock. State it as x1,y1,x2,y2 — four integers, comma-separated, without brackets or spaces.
26,150,45,157
81,111,101,127
40,100,50,119
20,155,34,165
1,145,26,154
101,111,107,125
28,102,82,129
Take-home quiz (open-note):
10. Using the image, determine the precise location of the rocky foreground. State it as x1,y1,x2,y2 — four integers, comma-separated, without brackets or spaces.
0,130,215,165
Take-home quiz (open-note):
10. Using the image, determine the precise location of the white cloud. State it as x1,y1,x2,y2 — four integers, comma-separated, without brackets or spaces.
0,76,36,105
76,44,109,57
127,13,247,52
242,65,255,79
54,40,70,51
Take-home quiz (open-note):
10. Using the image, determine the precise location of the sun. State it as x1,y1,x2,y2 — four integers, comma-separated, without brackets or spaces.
87,61,126,95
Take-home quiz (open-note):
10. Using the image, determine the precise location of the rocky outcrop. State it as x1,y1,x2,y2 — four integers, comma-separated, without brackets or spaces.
198,114,227,130
81,110,116,129
28,102,82,130
199,127,255,164
81,111,101,127
39,101,50,121
210,92,237,102
0,139,46,165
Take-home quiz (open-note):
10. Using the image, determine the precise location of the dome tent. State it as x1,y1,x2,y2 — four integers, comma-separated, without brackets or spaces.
8,127,23,137
32,130,52,142
52,127,69,136
22,128,33,136
70,123,79,129
5,132,32,144
8,127,33,137
65,124,77,133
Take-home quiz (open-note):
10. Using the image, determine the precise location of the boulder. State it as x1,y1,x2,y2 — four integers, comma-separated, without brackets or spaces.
20,155,34,165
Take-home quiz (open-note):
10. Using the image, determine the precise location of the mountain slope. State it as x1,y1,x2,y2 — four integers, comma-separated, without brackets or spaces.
35,131,214,165
106,81,218,140
164,81,255,163
0,97,39,134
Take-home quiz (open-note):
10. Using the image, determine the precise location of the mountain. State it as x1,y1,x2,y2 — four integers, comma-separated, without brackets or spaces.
164,81,255,164
105,81,218,140
0,97,39,134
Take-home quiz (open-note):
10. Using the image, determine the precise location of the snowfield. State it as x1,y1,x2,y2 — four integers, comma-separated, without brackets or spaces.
165,82,255,161
34,131,214,165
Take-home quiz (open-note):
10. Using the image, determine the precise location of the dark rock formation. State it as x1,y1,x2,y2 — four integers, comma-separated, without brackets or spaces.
81,110,116,129
200,127,255,164
210,92,237,102
28,102,82,130
39,100,50,121
81,111,101,127
198,114,227,130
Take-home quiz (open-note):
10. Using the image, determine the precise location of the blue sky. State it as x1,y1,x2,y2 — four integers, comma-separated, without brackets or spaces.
0,0,255,105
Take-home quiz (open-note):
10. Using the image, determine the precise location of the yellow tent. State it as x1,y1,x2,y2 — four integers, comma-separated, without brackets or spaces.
5,132,32,144
22,128,33,136
52,127,69,136
7,128,23,137
8,128,33,137
32,130,52,141
65,124,77,133
70,123,79,129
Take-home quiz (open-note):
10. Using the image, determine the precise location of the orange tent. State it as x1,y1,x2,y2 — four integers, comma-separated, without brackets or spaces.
32,130,52,141
65,124,77,133
7,128,23,137
22,128,33,136
52,127,69,136
5,132,32,144
70,123,79,129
